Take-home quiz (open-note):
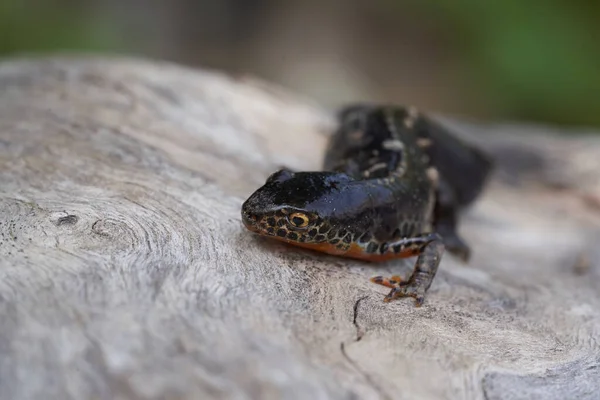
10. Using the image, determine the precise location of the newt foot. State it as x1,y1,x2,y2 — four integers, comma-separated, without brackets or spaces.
371,276,426,306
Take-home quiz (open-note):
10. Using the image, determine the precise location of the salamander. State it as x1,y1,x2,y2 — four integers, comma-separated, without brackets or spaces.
241,104,493,306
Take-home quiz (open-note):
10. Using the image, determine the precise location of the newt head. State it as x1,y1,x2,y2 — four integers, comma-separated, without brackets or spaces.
241,168,366,252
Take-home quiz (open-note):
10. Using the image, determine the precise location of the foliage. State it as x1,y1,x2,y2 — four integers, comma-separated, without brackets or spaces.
396,0,600,127
0,0,124,56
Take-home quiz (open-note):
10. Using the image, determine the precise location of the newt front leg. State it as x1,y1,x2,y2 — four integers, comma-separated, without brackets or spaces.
371,232,445,306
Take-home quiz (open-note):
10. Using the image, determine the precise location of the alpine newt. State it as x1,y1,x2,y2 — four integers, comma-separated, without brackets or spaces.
241,104,492,306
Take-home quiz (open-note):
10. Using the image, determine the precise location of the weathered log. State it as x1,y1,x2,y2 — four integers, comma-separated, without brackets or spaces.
1,56,599,400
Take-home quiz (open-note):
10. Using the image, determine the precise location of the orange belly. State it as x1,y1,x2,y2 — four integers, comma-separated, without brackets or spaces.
270,237,416,262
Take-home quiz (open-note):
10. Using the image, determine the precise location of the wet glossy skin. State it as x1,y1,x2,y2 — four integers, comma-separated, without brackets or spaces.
242,105,492,306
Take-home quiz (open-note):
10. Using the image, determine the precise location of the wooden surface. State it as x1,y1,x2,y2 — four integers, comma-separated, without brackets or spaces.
1,56,600,400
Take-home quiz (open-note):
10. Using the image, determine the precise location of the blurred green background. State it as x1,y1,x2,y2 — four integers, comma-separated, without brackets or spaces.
2,0,599,128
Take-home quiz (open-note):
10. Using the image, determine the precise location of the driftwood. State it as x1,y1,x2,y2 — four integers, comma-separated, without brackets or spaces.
1,56,600,400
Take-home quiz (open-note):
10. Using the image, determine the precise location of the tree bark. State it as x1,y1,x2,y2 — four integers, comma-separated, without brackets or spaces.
1,56,599,400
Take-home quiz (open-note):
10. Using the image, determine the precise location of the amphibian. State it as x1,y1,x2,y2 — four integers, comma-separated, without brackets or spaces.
241,104,492,306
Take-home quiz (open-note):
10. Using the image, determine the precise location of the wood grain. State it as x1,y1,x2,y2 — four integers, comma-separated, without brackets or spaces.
1,56,599,400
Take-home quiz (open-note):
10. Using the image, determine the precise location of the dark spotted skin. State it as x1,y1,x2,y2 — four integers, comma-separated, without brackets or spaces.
242,104,492,306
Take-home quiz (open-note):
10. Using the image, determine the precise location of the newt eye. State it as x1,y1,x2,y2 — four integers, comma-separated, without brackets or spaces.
288,212,309,229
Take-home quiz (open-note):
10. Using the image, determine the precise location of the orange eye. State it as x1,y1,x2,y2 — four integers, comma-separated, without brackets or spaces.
288,212,309,229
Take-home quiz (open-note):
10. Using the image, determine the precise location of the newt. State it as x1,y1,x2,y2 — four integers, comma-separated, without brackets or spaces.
241,104,493,306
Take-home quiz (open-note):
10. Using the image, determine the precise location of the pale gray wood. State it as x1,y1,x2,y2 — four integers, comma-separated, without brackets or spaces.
1,56,599,400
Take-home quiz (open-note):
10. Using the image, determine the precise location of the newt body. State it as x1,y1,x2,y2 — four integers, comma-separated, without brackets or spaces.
241,104,492,306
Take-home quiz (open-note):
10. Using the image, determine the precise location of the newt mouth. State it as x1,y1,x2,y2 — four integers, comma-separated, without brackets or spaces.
241,209,259,232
